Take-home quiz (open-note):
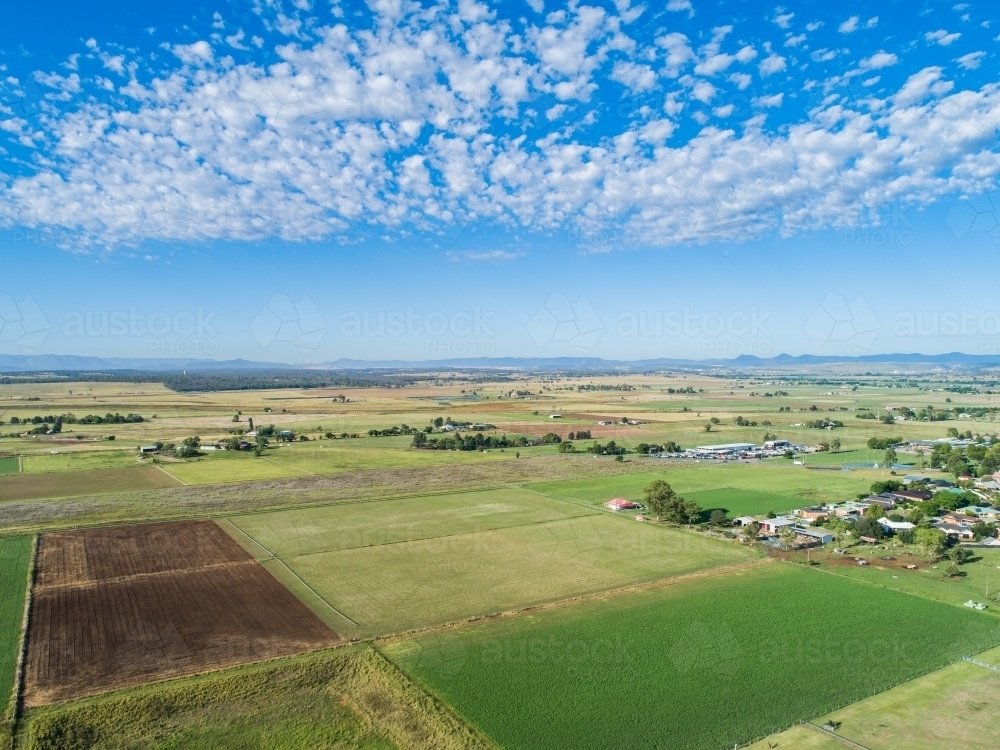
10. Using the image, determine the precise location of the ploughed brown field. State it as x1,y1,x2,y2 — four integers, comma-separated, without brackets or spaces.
24,520,339,706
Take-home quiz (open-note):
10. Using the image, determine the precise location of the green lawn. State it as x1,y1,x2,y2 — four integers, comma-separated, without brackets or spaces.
526,462,878,512
1,536,31,719
816,547,1000,613
229,490,755,638
18,647,493,750
386,563,1000,750
811,645,1000,750
0,458,18,476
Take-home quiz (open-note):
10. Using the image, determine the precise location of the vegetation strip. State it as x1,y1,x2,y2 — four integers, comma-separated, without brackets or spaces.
801,721,873,750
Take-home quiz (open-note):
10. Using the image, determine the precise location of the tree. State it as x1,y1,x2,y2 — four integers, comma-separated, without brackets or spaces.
864,503,885,519
883,447,898,469
854,516,884,540
831,438,842,453
642,481,701,524
914,528,946,560
950,545,969,565
704,423,713,432
742,522,759,541
709,509,729,527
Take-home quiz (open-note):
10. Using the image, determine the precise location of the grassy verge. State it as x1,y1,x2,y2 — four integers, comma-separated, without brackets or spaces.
0,537,32,750
17,646,494,750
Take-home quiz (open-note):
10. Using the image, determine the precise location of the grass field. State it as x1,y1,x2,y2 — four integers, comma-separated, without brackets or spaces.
0,467,181,502
20,451,138,475
386,563,1000,750
526,462,879,513
228,489,756,637
1,536,31,733
18,646,494,750
159,443,512,485
814,547,1000,614
0,459,18,477
750,645,1000,750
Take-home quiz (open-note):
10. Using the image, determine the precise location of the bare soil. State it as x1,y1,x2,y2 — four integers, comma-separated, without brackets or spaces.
24,520,339,706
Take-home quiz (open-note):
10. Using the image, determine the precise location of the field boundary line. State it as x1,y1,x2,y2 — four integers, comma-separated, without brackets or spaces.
801,721,872,750
261,456,315,475
222,520,360,628
7,534,37,736
32,559,261,594
155,464,186,486
375,557,773,646
963,655,1000,673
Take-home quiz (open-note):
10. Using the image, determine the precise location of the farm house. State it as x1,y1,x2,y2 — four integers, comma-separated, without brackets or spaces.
606,498,641,511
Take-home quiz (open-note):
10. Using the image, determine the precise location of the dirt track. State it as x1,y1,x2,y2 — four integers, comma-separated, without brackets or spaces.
24,520,339,706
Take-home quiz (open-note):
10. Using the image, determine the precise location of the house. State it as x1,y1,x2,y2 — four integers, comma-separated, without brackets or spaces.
878,518,915,531
733,516,757,527
606,498,641,511
975,536,1000,547
903,474,930,483
890,490,932,502
796,507,828,521
758,516,797,534
863,494,897,511
139,445,159,454
549,414,562,419
929,479,956,488
935,522,975,541
958,506,1000,521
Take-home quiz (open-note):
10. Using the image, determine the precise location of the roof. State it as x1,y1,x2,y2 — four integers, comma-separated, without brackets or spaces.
878,518,915,530
695,442,757,452
607,498,639,508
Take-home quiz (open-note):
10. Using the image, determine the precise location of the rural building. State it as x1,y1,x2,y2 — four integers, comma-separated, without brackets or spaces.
958,506,1000,521
733,516,757,527
139,445,159,454
863,495,897,511
795,507,828,521
606,498,641,511
694,442,756,456
758,516,797,534
793,527,834,544
763,439,791,451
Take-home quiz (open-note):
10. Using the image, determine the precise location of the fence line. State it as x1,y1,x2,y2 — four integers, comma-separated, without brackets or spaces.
963,655,1000,673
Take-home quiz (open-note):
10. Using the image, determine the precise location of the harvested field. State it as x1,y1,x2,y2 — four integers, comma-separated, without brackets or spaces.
24,520,338,706
0,466,180,503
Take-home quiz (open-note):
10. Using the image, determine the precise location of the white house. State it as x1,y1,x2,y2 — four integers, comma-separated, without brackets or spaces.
878,518,915,532
758,516,797,534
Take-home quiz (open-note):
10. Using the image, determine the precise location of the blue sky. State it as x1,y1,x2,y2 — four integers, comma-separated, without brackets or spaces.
2,0,1000,363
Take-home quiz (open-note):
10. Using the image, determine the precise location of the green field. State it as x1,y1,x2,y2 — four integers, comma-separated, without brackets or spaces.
526,463,877,513
19,647,494,750
815,547,1000,613
228,489,756,637
386,563,1000,750
20,451,138,474
0,459,17,477
751,645,1000,750
1,536,31,721
0,466,180,502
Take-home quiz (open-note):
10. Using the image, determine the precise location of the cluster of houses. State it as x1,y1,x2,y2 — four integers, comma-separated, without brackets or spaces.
733,477,1000,548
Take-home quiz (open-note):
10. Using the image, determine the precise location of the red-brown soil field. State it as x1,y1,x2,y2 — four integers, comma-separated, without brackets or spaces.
24,520,339,706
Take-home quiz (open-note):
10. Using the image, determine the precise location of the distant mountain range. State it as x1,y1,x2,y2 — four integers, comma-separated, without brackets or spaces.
2,352,1000,373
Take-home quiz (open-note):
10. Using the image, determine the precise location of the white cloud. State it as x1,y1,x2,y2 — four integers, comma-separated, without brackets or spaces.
806,21,823,32
759,54,787,76
4,4,1000,253
926,30,962,46
666,0,693,17
753,93,783,108
172,41,214,64
839,16,859,34
728,72,752,90
610,61,657,92
784,34,806,48
690,79,716,103
775,12,794,29
657,32,695,77
860,51,899,70
526,0,544,12
955,51,985,69
734,45,757,63
865,17,878,28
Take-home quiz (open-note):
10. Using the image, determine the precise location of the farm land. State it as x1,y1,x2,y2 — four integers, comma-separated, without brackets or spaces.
0,536,31,745
23,521,338,706
2,370,1000,747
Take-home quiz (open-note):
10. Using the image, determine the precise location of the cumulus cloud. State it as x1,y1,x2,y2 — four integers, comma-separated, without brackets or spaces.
955,51,985,69
839,16,860,34
759,54,786,76
666,0,694,18
860,51,899,70
2,1,1000,253
926,30,962,46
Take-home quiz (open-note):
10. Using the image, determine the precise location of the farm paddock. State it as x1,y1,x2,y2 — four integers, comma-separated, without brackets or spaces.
23,520,338,706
